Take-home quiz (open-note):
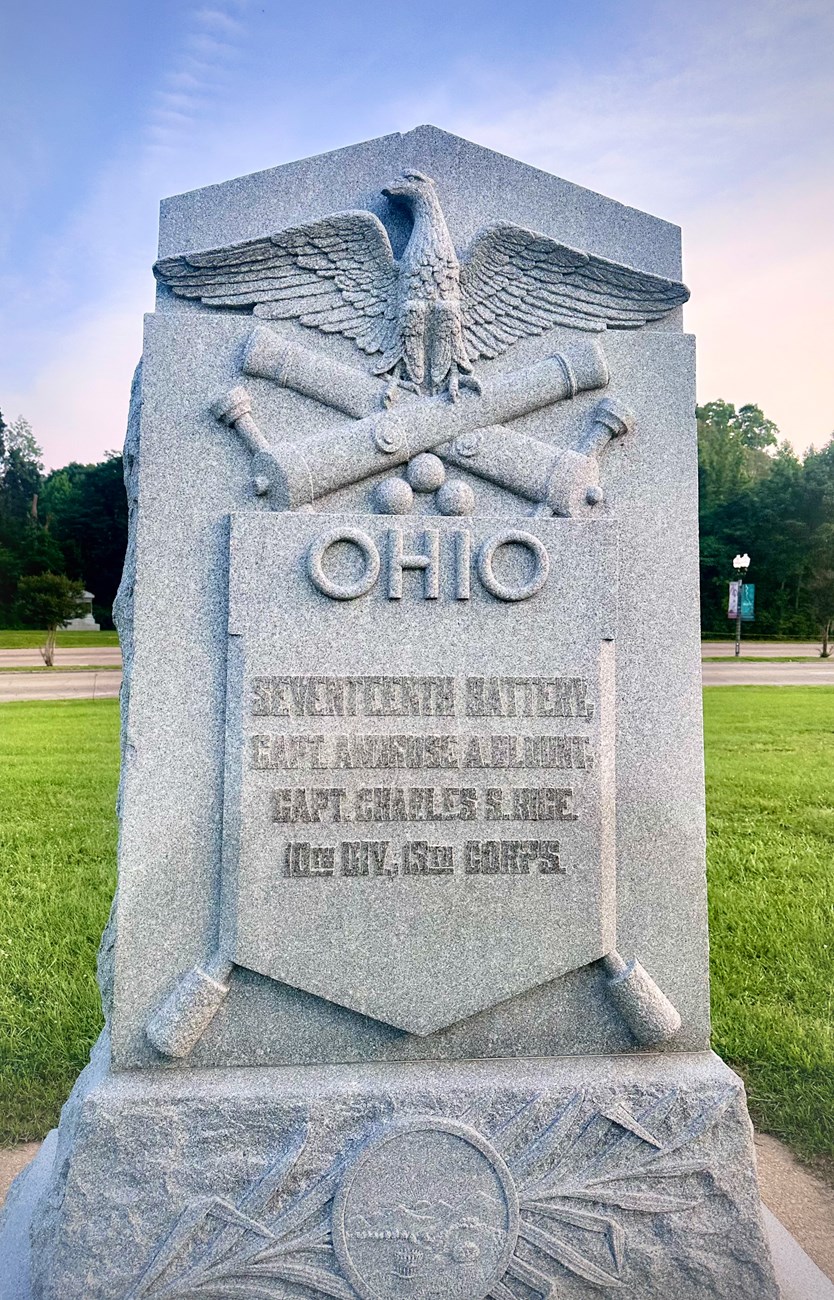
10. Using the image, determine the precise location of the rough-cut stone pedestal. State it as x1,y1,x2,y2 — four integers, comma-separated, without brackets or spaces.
12,1043,777,1300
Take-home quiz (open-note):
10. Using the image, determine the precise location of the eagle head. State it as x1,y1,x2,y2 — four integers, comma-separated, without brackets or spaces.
382,169,436,204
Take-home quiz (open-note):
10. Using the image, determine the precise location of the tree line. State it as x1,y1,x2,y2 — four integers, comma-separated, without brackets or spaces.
0,411,127,631
698,401,834,647
1,401,832,644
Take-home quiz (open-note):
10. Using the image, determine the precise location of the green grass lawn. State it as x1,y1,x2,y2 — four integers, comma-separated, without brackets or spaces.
0,630,120,649
0,700,119,1143
705,687,834,1173
0,690,832,1176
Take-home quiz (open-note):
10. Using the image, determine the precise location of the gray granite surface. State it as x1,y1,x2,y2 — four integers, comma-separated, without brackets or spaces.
4,127,778,1296
157,126,683,281
221,514,617,1035
9,1052,778,1300
111,311,704,1070
103,129,705,1071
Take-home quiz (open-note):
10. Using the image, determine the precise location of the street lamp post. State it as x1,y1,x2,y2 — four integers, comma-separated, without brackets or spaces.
732,553,750,657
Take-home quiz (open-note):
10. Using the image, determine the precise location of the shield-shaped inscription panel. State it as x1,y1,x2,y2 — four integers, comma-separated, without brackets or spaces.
221,514,617,1034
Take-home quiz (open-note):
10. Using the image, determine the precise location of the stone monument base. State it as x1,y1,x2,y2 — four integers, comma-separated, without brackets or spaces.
1,1040,780,1299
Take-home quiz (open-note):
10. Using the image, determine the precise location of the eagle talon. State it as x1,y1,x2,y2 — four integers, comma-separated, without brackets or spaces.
382,376,421,409
443,364,480,403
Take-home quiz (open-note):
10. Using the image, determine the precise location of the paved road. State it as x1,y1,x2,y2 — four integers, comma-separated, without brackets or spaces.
0,670,122,702
1,643,824,668
702,661,834,685
0,647,122,668
3,663,832,700
701,641,823,658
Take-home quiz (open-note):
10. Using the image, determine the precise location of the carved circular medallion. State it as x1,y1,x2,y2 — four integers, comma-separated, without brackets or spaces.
452,431,484,458
332,1119,519,1300
373,422,406,455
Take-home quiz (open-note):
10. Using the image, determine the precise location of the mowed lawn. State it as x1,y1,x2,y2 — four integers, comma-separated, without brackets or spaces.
0,690,832,1170
0,630,120,649
705,687,834,1170
0,700,119,1143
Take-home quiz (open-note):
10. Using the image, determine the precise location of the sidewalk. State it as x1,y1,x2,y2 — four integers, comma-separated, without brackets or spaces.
0,671,122,702
701,641,823,658
0,648,122,668
702,660,834,685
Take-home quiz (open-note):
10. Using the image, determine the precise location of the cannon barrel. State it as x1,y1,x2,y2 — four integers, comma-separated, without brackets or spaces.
250,340,609,510
440,396,636,516
243,327,386,418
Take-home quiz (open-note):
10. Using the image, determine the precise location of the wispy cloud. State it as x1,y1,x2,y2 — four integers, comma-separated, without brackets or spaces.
0,0,262,462
382,0,834,446
385,0,833,221
146,0,249,156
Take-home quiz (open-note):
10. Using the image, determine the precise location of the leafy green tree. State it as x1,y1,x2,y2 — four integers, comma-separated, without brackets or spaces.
798,443,834,652
40,454,127,626
0,415,43,523
0,411,48,623
698,399,834,639
16,572,85,665
697,400,778,519
807,525,834,656
0,407,127,628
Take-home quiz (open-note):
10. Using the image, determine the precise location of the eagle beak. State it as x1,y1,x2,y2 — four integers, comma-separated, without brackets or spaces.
382,180,406,197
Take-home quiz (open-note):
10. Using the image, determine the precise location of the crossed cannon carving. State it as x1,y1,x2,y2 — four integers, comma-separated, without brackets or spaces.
210,326,636,516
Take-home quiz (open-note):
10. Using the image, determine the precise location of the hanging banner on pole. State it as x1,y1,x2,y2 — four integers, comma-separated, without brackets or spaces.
727,581,740,619
740,583,755,621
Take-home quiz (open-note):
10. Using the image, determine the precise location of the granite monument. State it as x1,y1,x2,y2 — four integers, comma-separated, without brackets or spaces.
3,126,780,1298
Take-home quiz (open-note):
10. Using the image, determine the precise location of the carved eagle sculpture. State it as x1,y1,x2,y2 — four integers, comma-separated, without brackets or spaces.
154,169,689,404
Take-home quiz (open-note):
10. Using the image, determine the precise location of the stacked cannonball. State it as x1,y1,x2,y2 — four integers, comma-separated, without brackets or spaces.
372,454,475,516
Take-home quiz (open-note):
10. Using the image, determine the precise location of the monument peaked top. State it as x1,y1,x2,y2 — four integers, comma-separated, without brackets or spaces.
158,124,682,281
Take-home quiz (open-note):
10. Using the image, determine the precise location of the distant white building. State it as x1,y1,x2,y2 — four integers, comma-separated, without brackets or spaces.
63,589,100,632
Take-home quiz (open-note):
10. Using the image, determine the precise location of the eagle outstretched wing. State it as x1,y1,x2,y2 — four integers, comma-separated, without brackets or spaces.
460,223,689,361
153,211,399,357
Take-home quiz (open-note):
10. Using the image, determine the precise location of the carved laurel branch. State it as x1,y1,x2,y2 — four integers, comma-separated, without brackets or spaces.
125,1085,737,1300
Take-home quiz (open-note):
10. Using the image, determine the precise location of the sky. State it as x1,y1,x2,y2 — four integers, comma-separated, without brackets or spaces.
0,0,832,470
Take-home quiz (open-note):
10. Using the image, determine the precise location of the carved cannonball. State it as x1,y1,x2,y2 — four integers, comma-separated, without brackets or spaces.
406,452,446,493
373,477,414,514
436,479,475,516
